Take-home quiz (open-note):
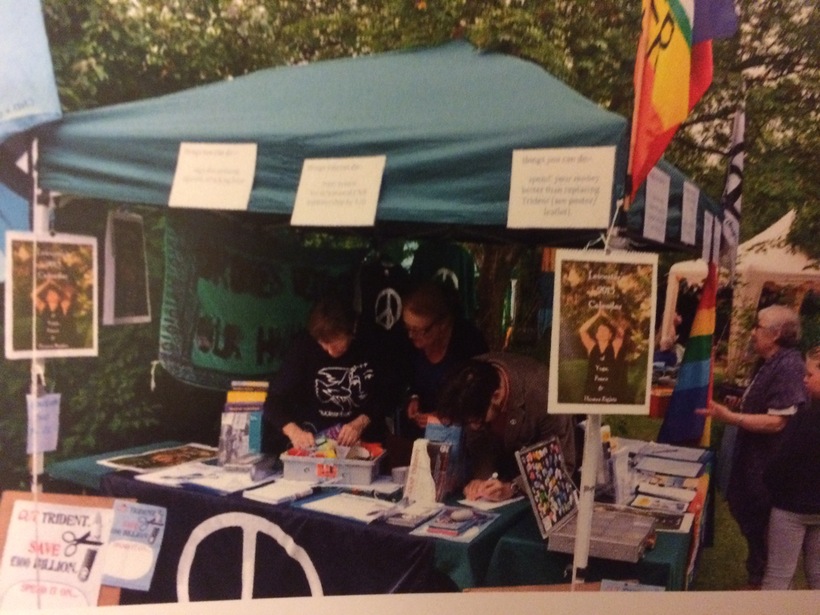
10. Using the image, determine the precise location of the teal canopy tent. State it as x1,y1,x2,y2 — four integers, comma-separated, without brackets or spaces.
36,41,629,243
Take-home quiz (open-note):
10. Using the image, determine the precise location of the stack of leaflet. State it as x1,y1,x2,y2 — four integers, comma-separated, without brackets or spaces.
624,441,707,532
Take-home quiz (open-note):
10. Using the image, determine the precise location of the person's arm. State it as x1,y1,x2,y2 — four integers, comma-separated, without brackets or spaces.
578,311,600,353
262,333,312,444
697,400,790,434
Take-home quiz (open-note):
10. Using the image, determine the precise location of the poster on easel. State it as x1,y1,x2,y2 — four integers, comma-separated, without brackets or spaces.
4,232,98,359
103,210,151,325
549,249,657,415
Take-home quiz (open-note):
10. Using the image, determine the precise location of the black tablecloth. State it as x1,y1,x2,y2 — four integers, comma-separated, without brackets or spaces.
100,473,455,603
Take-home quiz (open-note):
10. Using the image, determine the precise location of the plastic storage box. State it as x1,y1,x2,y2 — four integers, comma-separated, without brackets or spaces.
280,451,385,485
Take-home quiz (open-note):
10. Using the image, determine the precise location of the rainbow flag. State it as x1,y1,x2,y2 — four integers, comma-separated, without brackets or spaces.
658,261,717,444
628,0,738,201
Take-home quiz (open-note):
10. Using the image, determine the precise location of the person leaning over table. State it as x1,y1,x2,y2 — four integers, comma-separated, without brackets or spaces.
697,304,808,589
262,295,385,454
398,280,488,438
761,344,820,590
435,352,576,502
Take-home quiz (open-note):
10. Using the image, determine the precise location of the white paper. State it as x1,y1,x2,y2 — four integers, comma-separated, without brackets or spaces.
681,181,699,245
634,456,703,478
643,167,670,243
701,210,714,262
458,496,525,511
298,492,395,523
134,461,220,488
242,479,316,505
0,501,113,610
101,501,166,591
636,482,697,503
403,439,438,504
168,142,257,210
507,146,616,229
712,217,722,263
290,156,386,227
26,392,60,454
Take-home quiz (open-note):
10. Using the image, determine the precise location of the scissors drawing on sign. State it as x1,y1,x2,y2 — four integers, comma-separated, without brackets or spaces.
62,530,103,556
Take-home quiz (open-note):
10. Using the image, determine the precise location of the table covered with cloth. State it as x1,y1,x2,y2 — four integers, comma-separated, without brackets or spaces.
99,471,529,603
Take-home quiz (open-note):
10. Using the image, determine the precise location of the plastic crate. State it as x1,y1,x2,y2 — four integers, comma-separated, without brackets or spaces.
280,451,384,485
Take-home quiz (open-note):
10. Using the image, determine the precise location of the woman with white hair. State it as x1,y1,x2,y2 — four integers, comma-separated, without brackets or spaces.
699,304,809,588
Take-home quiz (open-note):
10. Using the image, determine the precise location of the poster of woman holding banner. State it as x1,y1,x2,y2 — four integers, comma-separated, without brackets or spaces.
549,249,657,415
4,232,98,359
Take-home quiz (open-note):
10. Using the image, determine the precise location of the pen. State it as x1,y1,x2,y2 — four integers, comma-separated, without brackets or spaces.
489,472,499,481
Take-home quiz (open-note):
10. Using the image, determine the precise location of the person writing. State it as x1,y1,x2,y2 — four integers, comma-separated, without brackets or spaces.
436,353,576,502
760,344,820,590
399,281,487,437
579,308,628,403
697,305,808,588
262,296,384,453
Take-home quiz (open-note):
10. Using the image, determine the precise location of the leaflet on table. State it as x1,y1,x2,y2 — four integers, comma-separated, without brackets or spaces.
0,500,113,610
101,501,166,591
409,508,499,543
629,494,690,515
633,456,703,478
134,460,277,494
382,501,444,528
636,482,697,503
639,443,708,463
295,492,397,523
457,495,525,511
242,479,317,505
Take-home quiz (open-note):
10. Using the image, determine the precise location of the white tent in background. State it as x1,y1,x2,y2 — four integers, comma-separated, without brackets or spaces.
661,210,820,382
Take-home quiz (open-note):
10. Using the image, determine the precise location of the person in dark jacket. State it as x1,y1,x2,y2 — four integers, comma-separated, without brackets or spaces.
263,296,384,454
436,353,576,502
698,305,809,587
761,345,820,589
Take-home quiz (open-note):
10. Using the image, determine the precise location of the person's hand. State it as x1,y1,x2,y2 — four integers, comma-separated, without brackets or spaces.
406,397,430,429
696,400,734,423
463,477,515,502
337,416,368,446
283,423,315,450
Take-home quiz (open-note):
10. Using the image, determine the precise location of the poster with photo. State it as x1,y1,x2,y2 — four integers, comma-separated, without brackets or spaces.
548,249,657,415
4,232,98,359
103,210,151,325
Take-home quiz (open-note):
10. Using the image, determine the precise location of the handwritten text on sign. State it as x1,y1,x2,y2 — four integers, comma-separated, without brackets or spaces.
168,142,257,210
507,146,616,229
291,156,386,227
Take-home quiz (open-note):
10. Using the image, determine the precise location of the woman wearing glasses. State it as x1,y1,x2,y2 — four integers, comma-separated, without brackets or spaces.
698,304,808,588
398,281,488,438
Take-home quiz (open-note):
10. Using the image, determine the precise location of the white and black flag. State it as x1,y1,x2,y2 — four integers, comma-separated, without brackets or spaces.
720,102,744,275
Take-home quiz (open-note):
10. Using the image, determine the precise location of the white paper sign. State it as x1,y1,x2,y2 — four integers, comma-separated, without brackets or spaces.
0,501,113,610
507,146,616,229
26,392,60,454
290,156,386,227
712,216,723,264
702,211,714,262
168,142,257,210
681,181,699,245
643,167,670,243
101,501,166,591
